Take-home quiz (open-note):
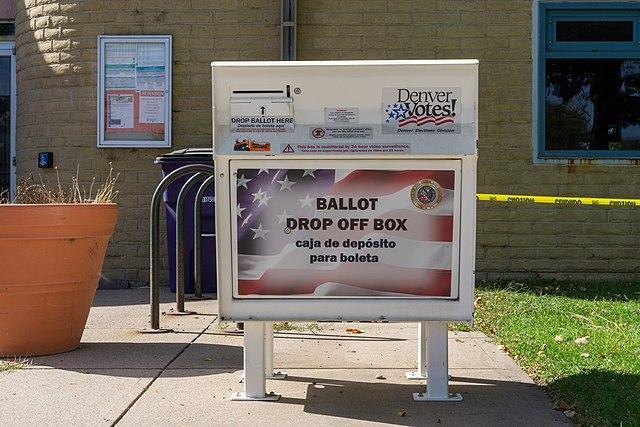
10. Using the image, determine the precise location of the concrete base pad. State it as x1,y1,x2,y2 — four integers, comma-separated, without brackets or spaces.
413,392,464,402
230,392,281,401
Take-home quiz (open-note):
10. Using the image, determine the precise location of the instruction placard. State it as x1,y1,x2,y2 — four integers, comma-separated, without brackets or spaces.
324,107,359,123
231,116,295,133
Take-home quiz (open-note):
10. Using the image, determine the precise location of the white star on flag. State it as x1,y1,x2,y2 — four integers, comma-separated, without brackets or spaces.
276,175,296,192
250,223,269,240
237,203,246,218
302,169,317,178
241,213,252,227
258,169,269,175
237,174,252,189
251,188,266,203
257,193,272,207
299,193,314,208
276,209,292,224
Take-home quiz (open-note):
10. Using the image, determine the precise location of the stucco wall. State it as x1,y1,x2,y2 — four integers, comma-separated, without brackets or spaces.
14,0,280,286
296,0,640,280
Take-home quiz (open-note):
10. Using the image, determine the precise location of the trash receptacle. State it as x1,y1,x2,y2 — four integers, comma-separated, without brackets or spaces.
155,148,216,294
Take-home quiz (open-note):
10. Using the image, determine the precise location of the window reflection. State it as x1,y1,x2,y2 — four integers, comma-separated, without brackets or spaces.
545,59,640,151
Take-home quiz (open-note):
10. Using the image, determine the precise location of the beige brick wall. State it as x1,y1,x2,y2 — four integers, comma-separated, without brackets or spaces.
14,0,280,287
298,0,640,280
13,0,640,284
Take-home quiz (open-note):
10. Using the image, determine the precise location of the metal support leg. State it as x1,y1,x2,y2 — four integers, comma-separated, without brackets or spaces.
406,321,427,380
265,322,287,379
413,322,462,402
232,322,280,401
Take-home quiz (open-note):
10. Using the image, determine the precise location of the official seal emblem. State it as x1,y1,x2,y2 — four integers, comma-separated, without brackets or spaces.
411,179,442,210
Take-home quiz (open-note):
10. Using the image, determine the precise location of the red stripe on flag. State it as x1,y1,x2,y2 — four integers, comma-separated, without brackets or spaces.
330,170,455,197
238,265,452,296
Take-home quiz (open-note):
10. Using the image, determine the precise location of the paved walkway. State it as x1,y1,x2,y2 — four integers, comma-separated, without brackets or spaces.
0,289,568,426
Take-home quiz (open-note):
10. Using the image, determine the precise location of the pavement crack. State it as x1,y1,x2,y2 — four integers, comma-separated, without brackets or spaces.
110,319,215,426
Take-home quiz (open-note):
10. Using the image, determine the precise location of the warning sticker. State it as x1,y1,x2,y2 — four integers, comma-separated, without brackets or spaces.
280,143,410,154
310,127,373,140
231,116,294,133
324,107,359,123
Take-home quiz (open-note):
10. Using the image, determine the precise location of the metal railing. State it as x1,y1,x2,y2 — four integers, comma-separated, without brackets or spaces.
143,164,215,332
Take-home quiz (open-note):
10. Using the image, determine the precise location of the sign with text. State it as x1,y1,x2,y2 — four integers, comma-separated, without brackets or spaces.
98,35,171,147
382,87,461,135
234,167,456,298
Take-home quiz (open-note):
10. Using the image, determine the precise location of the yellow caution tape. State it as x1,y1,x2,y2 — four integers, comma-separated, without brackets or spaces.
476,193,639,207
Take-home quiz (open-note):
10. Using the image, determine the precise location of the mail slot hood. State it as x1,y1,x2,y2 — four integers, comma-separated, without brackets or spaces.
229,86,293,117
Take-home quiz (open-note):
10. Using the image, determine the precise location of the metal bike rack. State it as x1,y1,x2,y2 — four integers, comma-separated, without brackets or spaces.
172,172,208,315
141,163,215,333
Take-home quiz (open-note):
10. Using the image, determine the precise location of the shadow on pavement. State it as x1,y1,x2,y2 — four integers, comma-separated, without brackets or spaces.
279,375,567,426
19,342,243,376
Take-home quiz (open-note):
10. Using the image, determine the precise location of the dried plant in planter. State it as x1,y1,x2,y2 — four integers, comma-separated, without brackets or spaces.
6,164,119,204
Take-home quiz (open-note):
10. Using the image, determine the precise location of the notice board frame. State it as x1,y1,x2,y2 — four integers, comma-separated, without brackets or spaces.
97,35,172,148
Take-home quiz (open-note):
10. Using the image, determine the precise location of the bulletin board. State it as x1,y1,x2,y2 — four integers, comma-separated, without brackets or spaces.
97,35,171,148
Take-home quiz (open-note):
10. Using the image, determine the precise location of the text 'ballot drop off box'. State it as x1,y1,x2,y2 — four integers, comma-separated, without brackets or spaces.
212,60,478,401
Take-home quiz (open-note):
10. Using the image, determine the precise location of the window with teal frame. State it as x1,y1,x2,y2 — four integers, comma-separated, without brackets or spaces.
538,2,640,159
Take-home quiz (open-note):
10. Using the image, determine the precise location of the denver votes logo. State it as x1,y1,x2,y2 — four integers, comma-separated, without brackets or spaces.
382,87,461,134
411,179,443,210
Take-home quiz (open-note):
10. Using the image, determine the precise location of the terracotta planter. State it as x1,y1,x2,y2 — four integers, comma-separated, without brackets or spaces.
0,204,118,356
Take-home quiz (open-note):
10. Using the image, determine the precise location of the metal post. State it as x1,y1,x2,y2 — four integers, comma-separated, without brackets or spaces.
192,175,215,299
232,321,280,401
172,173,207,314
413,322,462,402
265,322,287,379
406,321,427,380
140,164,214,333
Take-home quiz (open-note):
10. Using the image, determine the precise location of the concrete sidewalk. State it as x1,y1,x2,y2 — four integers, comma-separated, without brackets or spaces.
0,289,568,426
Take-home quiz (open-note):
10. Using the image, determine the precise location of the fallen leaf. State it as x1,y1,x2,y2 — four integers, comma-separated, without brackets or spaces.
580,353,589,358
397,410,407,417
375,374,386,380
554,335,564,342
564,410,576,418
497,344,506,351
474,296,483,307
204,358,212,362
574,336,589,345
345,328,363,334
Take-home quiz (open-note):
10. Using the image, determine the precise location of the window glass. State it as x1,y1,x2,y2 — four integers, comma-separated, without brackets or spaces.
0,23,14,40
556,20,633,42
545,59,640,151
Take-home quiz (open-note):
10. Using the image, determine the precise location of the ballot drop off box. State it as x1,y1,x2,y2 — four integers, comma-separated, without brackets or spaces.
212,60,478,401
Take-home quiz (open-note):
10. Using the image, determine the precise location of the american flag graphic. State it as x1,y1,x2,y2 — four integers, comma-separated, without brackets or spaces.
385,103,455,127
235,168,455,297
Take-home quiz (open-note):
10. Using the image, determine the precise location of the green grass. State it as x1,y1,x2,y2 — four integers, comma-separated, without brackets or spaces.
473,279,640,426
0,358,30,372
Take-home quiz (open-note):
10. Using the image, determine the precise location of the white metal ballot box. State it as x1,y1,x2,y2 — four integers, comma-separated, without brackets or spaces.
212,60,478,402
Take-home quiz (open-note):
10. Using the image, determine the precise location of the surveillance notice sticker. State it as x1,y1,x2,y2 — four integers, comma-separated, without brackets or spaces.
234,168,455,298
382,88,461,134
